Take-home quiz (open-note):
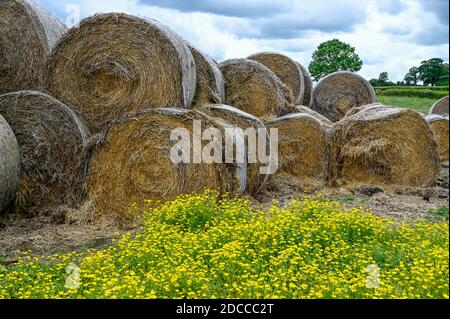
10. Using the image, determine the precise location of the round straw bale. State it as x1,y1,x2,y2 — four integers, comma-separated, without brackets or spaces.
247,52,305,105
0,0,67,94
429,96,449,116
189,45,225,106
0,114,20,214
281,105,333,127
312,71,376,122
219,58,291,121
329,105,440,188
266,113,329,184
44,13,196,134
199,104,271,195
425,114,449,162
296,62,313,107
85,108,243,219
344,102,385,118
0,91,89,215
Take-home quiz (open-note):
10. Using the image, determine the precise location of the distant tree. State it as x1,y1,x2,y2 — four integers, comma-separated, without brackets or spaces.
308,39,363,81
369,79,380,87
378,72,389,84
404,67,420,86
418,58,446,86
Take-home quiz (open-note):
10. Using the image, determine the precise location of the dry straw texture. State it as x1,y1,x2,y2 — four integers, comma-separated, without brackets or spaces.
0,114,20,214
85,108,241,222
297,62,313,107
247,52,305,105
429,96,449,116
0,0,67,94
329,105,440,188
266,113,330,185
0,91,89,215
425,114,449,162
312,71,376,122
44,13,196,134
189,45,225,106
199,104,270,195
281,105,333,127
219,59,292,121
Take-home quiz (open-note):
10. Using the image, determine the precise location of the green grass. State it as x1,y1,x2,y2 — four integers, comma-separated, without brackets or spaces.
376,96,438,114
0,191,448,299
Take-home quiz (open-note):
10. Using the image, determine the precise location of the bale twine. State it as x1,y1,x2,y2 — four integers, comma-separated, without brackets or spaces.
312,71,376,122
219,59,291,121
329,105,440,188
44,13,196,134
0,114,20,214
0,0,67,94
0,91,89,215
199,104,271,195
266,113,329,184
281,104,333,127
189,45,225,106
425,114,449,162
247,52,305,105
85,108,242,220
296,62,313,107
429,96,449,116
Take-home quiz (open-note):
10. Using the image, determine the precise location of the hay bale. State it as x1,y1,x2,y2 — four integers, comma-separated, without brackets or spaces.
312,71,376,122
345,102,385,118
85,108,244,220
296,62,313,107
329,105,440,188
266,113,329,184
199,104,271,195
219,59,291,121
44,13,196,134
281,105,333,127
247,52,305,105
429,96,449,116
0,0,67,94
425,114,449,162
0,91,89,215
0,114,20,214
189,45,225,106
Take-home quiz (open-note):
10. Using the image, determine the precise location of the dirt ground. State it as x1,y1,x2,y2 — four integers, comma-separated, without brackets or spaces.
0,163,448,262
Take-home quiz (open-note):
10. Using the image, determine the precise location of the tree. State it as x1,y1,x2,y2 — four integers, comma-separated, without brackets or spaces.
308,39,363,81
378,72,389,83
418,58,446,86
404,67,419,86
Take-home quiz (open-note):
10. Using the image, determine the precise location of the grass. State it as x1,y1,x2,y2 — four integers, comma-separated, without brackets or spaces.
0,191,448,299
376,96,438,114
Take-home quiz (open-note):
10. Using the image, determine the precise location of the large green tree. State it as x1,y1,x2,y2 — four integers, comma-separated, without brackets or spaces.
308,39,363,81
418,58,446,86
403,67,420,86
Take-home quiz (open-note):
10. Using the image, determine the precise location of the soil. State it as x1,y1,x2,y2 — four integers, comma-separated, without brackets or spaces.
0,163,448,261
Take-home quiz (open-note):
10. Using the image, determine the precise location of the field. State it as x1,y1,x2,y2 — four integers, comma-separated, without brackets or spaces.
376,96,438,114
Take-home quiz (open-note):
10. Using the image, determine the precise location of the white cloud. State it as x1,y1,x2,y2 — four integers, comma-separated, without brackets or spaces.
35,0,449,82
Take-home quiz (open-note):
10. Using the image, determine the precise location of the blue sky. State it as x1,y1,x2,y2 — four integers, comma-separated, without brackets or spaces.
35,0,449,82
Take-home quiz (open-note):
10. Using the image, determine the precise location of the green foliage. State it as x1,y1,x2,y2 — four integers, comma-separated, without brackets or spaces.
418,58,448,86
0,191,448,299
308,39,363,81
428,206,449,218
379,89,448,99
376,96,439,114
404,67,420,86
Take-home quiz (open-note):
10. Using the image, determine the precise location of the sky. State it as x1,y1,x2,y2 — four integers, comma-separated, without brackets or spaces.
35,0,449,82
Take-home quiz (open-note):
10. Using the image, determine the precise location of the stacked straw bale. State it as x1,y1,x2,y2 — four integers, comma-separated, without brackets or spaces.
266,113,330,184
329,105,440,188
425,114,449,162
189,45,225,106
0,0,67,94
199,104,271,195
0,114,20,214
247,52,305,105
281,105,333,127
312,71,376,122
0,91,89,215
429,96,449,116
219,59,292,121
296,63,313,107
44,13,196,134
85,108,243,219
